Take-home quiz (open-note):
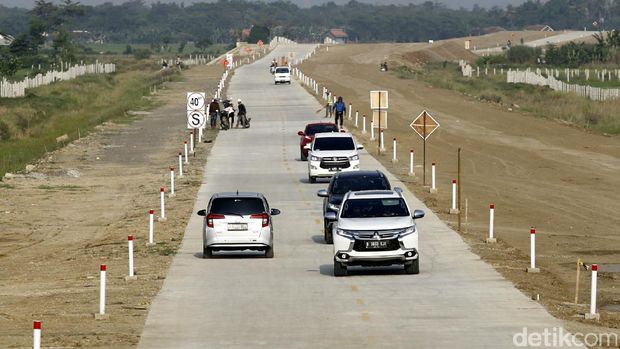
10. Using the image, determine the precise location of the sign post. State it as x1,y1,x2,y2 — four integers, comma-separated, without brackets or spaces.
370,91,388,153
410,110,440,186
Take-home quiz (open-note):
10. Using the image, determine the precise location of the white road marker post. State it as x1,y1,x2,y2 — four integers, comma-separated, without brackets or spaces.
348,104,352,119
379,129,386,152
585,264,600,320
362,114,367,134
190,132,195,154
392,138,398,162
527,228,540,273
178,152,184,178
370,120,375,140
355,111,359,128
169,167,176,197
430,162,437,193
486,204,496,243
125,235,137,281
159,188,167,222
198,127,203,144
94,264,109,319
409,150,415,176
147,210,155,246
450,180,459,214
184,141,189,164
33,321,41,349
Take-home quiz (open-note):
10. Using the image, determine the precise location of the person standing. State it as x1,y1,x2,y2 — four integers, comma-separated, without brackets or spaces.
333,96,346,129
326,91,334,118
208,98,220,129
236,99,247,128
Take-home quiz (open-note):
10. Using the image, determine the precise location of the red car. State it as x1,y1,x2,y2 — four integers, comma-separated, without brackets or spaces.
297,122,339,161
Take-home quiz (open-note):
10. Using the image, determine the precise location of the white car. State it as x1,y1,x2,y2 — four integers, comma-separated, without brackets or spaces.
325,190,425,276
197,192,281,258
307,132,363,183
274,66,291,84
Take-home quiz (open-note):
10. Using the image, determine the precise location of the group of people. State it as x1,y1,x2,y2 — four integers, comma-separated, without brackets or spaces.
208,98,249,130
320,90,347,129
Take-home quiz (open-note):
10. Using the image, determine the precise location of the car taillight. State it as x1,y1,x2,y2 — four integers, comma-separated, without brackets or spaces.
250,213,269,227
207,213,225,228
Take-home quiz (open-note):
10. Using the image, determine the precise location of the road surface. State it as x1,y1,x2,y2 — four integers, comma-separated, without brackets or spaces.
138,44,579,348
473,30,596,55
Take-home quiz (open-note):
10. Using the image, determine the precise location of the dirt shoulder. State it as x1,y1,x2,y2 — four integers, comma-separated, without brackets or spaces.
0,64,223,348
301,44,620,340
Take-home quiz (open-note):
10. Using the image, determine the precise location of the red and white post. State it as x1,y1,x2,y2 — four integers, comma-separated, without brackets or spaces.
190,131,195,154
148,209,155,245
355,111,359,128
363,115,367,134
369,120,374,139
178,152,184,178
184,141,189,164
33,321,41,349
527,228,540,273
430,162,437,193
449,180,459,214
586,264,600,320
486,204,496,243
379,129,385,152
159,188,166,222
95,264,108,319
169,167,176,197
125,235,137,281
198,126,203,144
409,150,415,176
392,138,398,163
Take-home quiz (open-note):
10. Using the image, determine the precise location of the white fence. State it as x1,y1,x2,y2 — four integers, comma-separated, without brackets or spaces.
1,62,116,98
269,36,297,49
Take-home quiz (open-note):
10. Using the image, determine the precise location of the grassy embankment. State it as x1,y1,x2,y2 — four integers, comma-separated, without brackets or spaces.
0,59,178,177
397,63,620,135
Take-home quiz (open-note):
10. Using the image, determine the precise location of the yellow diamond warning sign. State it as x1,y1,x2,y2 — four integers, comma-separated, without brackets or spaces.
410,110,440,140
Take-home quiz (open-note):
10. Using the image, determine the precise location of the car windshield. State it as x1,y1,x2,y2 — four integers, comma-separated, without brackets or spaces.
210,197,265,215
332,177,390,195
340,198,409,218
306,124,339,136
313,137,354,151
275,68,289,74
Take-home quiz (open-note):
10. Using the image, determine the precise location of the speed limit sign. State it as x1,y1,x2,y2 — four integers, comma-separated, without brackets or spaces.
187,110,207,129
187,92,206,111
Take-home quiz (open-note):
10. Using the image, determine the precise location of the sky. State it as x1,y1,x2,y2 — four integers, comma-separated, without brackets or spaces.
0,0,526,10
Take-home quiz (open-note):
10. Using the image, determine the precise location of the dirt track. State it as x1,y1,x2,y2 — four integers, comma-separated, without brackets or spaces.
0,64,223,348
301,42,620,336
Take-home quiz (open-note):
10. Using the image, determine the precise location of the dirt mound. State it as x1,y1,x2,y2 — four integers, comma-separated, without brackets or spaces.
401,41,479,67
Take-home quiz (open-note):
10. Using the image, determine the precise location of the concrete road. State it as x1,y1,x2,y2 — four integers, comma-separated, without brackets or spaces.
138,44,580,348
473,30,596,55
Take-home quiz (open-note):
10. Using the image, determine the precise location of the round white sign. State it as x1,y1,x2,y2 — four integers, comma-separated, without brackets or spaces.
187,110,207,129
187,92,205,111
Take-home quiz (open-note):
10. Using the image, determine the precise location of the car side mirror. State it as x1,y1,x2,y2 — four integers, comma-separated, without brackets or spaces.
197,209,207,216
270,208,281,216
413,209,425,219
324,211,337,220
317,189,328,197
357,144,364,150
297,131,304,136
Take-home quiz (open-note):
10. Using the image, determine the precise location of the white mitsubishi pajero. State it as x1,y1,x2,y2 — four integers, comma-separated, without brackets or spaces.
325,190,425,276
307,132,363,183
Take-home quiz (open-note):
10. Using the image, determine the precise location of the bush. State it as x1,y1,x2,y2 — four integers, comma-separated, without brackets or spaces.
506,45,541,64
0,121,12,141
133,48,152,60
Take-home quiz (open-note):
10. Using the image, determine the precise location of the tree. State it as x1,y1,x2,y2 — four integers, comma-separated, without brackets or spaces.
195,37,212,52
52,28,75,63
8,34,35,56
0,53,19,77
248,25,270,44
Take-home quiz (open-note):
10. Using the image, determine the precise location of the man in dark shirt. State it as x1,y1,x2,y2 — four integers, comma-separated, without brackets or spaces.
208,99,220,129
236,99,248,128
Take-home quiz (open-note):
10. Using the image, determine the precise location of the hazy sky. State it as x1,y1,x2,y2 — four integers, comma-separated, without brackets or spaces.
0,0,526,10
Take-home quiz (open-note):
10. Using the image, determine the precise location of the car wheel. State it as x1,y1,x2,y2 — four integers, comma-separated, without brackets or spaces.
309,176,316,183
404,259,419,274
265,246,274,258
333,259,347,277
203,246,213,258
324,221,333,244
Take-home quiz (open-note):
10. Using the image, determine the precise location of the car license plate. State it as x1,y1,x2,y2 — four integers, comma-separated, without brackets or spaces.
228,223,248,231
365,241,388,249
329,167,341,172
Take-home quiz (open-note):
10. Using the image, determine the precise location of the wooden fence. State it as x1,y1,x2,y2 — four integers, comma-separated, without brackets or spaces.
1,62,116,98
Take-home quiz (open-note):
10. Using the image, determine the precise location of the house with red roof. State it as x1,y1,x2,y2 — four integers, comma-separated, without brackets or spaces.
324,28,348,44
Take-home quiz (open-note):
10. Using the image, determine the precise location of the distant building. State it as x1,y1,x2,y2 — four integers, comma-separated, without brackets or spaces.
324,29,348,44
525,25,554,32
0,33,15,46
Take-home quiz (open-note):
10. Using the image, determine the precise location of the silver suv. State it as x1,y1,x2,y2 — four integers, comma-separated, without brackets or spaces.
325,190,424,276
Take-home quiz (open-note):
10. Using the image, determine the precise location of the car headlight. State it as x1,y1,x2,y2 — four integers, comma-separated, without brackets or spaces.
336,228,354,239
349,155,359,161
399,226,416,237
327,203,340,212
310,155,320,161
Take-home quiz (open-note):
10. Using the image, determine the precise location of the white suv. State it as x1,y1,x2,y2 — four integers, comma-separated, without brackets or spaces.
325,190,425,276
197,192,281,258
274,66,291,84
307,132,363,183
